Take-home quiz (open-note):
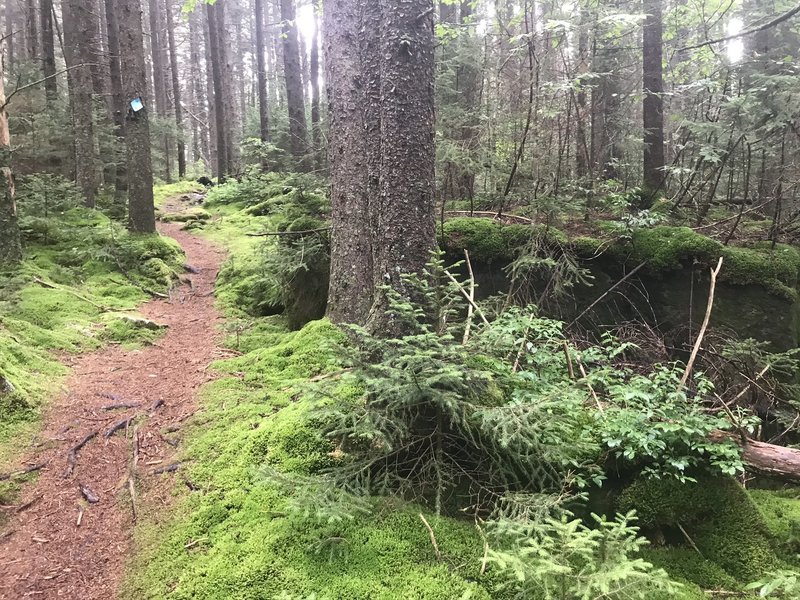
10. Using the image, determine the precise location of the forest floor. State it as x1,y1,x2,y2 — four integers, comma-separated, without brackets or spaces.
0,218,226,599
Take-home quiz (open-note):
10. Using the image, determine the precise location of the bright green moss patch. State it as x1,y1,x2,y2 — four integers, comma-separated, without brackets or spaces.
642,547,739,591
153,181,205,208
618,476,782,584
629,226,723,271
441,217,566,263
750,488,800,555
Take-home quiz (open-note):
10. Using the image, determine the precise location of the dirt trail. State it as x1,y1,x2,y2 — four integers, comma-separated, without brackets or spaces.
0,222,225,599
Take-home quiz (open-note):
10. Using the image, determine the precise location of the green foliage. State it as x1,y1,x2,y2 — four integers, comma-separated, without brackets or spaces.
750,489,800,555
488,511,681,600
441,217,565,263
594,364,747,480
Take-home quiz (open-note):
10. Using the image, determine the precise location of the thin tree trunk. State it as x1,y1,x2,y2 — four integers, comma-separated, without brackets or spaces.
119,0,155,233
148,0,170,181
0,44,22,264
206,1,228,182
62,0,98,207
279,0,308,169
642,0,665,202
26,0,38,60
310,2,321,169
164,0,185,178
254,0,270,144
104,0,128,214
40,0,57,102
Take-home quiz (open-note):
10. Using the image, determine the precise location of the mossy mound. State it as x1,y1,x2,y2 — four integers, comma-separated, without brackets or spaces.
441,217,565,264
750,488,800,556
618,476,783,585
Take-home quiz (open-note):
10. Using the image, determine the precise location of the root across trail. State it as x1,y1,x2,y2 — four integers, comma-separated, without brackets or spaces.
0,223,225,599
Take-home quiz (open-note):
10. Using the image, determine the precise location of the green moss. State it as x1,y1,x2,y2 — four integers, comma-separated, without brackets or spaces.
750,488,800,555
160,209,212,224
153,181,205,209
441,217,565,263
618,476,781,584
630,227,723,271
720,245,800,301
642,547,740,591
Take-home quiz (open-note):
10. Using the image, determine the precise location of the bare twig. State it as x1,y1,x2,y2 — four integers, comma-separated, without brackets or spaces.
419,513,442,562
444,270,490,326
677,522,704,558
679,3,800,51
462,250,476,345
568,262,647,328
32,277,112,311
679,257,724,391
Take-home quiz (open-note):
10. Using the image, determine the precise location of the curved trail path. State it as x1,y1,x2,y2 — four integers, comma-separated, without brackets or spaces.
0,222,225,599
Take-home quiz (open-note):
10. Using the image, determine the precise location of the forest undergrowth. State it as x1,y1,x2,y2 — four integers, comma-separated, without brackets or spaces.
120,175,800,600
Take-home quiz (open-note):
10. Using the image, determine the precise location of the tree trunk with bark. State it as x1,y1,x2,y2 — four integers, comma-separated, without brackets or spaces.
324,0,375,324
148,0,171,181
368,0,436,332
642,0,665,202
279,0,308,169
254,0,271,144
0,46,22,264
118,0,156,233
164,0,185,178
104,0,128,215
62,0,98,207
206,1,228,181
310,2,321,169
40,0,57,103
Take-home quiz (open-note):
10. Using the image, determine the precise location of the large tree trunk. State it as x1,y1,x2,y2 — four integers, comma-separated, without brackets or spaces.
189,8,210,170
219,1,240,175
164,0,185,178
324,0,375,324
119,0,156,233
279,0,308,169
206,1,228,182
104,0,128,216
368,0,436,333
0,45,22,264
62,0,98,207
254,0,271,144
39,0,57,103
642,0,665,202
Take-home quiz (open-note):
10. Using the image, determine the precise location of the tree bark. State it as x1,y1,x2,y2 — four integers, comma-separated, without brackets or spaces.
104,0,128,214
40,0,57,102
254,0,271,144
324,0,375,324
62,0,98,207
118,0,156,233
0,44,22,264
25,0,38,60
206,1,228,182
164,0,185,178
279,0,309,169
219,1,240,175
310,2,321,169
368,0,436,333
642,0,665,202
148,0,171,181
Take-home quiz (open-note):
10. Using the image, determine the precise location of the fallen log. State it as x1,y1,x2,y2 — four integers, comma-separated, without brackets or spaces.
712,431,800,482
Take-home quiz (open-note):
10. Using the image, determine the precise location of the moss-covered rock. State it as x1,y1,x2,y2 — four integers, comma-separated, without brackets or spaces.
750,488,800,556
618,476,782,584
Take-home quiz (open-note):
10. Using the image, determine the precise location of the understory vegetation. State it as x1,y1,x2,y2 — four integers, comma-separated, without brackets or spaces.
119,175,800,599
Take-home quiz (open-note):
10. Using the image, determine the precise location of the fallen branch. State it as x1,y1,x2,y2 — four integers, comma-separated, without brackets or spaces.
0,462,46,482
32,277,112,312
712,431,800,482
64,431,98,478
678,257,723,392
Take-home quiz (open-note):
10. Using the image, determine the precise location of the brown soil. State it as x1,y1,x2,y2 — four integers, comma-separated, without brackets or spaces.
0,222,226,599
